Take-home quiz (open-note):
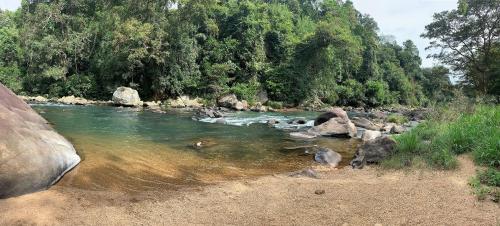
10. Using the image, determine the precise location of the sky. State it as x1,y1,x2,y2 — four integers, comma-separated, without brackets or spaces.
0,0,457,67
351,0,458,67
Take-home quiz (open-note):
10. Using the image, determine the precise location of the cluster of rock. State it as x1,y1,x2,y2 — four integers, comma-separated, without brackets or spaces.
216,94,269,112
0,84,81,198
286,105,422,169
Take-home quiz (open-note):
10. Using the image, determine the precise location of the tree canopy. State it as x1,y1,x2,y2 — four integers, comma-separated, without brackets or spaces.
0,0,457,107
423,0,499,96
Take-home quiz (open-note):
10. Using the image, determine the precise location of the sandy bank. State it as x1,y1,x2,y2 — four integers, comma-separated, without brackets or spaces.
0,156,498,225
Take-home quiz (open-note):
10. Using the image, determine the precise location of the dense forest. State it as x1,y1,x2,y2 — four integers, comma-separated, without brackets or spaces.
0,0,497,107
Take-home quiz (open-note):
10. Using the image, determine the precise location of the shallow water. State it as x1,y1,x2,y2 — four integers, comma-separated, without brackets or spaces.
33,105,359,193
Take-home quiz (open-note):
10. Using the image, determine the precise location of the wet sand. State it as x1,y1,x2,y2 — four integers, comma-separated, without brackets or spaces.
1,156,498,225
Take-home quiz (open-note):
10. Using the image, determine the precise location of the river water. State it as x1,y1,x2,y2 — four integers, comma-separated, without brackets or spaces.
32,105,359,193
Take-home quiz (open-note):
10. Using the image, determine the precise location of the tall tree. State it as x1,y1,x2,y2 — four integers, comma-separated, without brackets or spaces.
422,0,500,95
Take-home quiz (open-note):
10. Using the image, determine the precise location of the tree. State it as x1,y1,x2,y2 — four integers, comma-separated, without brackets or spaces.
422,0,500,95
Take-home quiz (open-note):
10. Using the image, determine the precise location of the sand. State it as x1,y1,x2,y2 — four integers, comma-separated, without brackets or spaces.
0,156,498,226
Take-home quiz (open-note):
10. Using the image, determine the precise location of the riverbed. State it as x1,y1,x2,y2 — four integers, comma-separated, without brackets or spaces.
32,105,360,193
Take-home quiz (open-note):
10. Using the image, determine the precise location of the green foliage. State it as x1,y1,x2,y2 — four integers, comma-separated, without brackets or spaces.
266,100,283,109
478,168,500,187
1,0,451,105
386,104,499,170
365,80,395,106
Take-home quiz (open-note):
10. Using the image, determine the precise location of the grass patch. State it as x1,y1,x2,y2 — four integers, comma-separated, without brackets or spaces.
386,113,408,124
382,103,500,201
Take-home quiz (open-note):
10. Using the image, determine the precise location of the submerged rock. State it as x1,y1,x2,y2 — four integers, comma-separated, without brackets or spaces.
350,136,396,169
314,148,342,167
309,108,357,138
0,83,80,198
290,168,319,179
290,132,318,139
112,87,142,107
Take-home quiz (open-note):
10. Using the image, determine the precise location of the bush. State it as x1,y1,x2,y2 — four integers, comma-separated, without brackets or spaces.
365,80,396,107
384,104,499,174
230,79,260,103
266,100,283,109
65,74,98,98
336,79,365,106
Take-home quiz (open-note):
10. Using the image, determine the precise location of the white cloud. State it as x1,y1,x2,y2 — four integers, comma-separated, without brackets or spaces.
0,0,21,11
351,0,457,67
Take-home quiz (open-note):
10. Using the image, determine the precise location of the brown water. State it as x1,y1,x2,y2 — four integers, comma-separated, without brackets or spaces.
33,105,359,193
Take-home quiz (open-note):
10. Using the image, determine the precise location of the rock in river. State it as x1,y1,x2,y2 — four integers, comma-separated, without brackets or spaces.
0,83,80,198
309,107,357,138
112,87,142,107
350,136,396,169
361,130,382,142
351,117,380,131
314,148,342,167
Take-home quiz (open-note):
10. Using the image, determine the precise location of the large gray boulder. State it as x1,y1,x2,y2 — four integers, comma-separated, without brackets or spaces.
112,87,142,107
217,94,248,111
217,94,239,108
350,136,397,169
0,83,80,198
309,108,357,138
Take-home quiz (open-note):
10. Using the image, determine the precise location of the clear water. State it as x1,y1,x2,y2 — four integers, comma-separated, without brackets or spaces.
33,105,360,193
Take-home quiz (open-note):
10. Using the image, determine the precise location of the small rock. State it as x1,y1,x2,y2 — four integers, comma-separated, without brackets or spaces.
314,189,325,195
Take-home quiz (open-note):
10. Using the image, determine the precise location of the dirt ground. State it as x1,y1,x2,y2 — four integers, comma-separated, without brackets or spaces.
1,156,498,226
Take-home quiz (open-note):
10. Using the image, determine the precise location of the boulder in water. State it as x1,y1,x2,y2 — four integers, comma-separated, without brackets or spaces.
314,147,342,167
112,87,142,107
350,136,396,169
309,108,357,138
314,108,349,126
0,83,80,198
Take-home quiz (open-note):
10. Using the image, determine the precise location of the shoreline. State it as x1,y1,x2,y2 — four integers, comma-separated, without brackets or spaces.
1,155,498,225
